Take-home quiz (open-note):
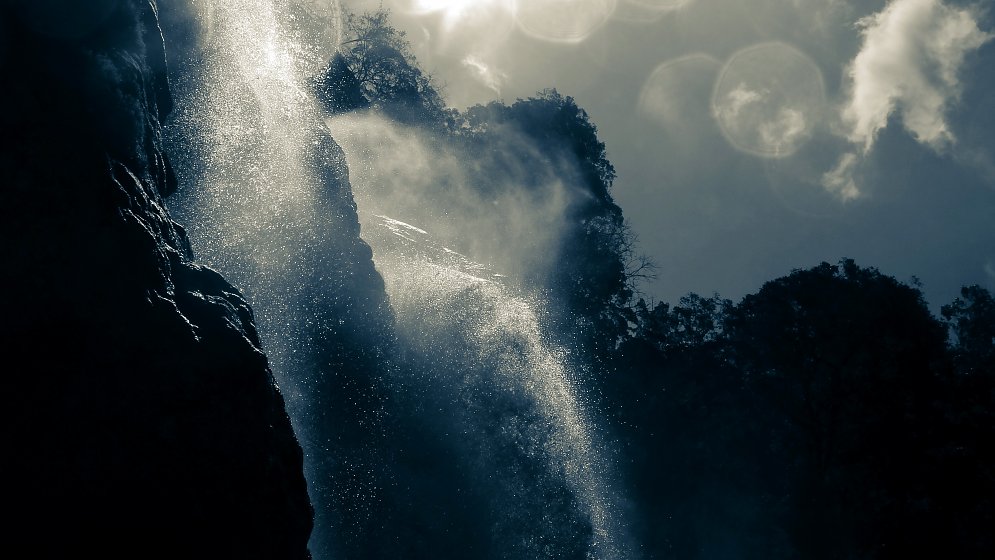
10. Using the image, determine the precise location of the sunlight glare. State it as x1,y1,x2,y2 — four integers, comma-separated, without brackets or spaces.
626,0,693,9
400,0,515,55
409,0,510,29
612,0,694,24
514,0,618,44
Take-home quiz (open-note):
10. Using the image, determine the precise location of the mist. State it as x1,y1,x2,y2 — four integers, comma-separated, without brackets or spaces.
327,110,582,289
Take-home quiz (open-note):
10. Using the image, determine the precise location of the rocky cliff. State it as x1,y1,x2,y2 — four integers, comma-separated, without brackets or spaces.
0,1,313,555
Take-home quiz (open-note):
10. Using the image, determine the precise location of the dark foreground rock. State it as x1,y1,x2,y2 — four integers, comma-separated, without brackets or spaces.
0,1,313,556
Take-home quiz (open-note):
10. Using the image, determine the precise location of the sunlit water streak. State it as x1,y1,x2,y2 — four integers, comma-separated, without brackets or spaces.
168,0,342,424
342,206,630,558
166,1,389,557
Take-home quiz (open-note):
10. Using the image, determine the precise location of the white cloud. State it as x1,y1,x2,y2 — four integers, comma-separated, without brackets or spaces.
721,84,765,120
842,0,992,153
759,108,807,154
462,55,507,94
821,152,861,201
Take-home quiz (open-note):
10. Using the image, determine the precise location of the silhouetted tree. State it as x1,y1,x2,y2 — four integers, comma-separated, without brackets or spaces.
306,9,995,557
724,260,952,559
938,285,995,556
943,284,995,376
313,52,369,114
605,262,995,560
461,90,640,350
604,290,781,559
633,293,730,354
318,8,450,126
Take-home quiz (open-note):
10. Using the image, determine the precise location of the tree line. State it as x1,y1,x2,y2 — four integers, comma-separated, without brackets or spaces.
609,263,994,558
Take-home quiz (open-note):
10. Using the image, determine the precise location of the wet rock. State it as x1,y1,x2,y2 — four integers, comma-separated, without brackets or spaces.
0,1,313,556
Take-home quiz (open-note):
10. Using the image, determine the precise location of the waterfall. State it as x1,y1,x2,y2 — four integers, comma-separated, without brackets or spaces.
352,212,629,559
164,0,349,411
164,1,397,557
162,1,631,557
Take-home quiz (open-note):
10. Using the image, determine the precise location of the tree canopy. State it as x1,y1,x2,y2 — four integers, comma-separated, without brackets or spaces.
608,261,995,559
455,90,639,350
943,284,995,376
314,8,449,126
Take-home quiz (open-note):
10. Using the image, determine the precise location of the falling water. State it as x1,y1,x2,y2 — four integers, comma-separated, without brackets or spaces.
353,213,630,559
164,0,348,410
163,0,630,557
163,1,397,557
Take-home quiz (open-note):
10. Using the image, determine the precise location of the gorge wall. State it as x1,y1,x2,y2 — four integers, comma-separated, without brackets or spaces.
0,1,313,555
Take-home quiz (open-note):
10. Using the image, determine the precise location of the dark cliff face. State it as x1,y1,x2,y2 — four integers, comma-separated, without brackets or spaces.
0,1,313,555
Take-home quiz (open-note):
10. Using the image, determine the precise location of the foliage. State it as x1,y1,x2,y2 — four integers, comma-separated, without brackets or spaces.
608,260,994,559
724,259,950,559
313,52,369,114
938,285,995,556
462,89,616,196
633,293,731,353
459,90,642,350
314,8,451,126
942,284,995,376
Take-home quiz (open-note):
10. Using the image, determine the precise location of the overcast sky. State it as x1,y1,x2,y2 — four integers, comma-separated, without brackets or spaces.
342,0,995,308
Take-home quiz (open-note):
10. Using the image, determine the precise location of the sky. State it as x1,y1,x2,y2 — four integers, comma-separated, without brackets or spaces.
343,0,995,309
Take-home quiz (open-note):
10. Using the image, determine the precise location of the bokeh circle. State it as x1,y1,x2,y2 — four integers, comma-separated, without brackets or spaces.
711,42,826,158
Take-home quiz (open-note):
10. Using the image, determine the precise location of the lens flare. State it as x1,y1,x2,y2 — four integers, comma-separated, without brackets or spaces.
612,0,695,23
402,0,516,55
711,42,826,158
513,0,617,44
627,0,693,9
411,0,482,19
404,0,511,30
638,53,722,132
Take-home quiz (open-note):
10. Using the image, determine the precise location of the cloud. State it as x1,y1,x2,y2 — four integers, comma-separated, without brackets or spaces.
842,0,992,153
759,108,807,153
462,55,507,94
711,42,826,158
721,84,765,120
821,152,861,201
